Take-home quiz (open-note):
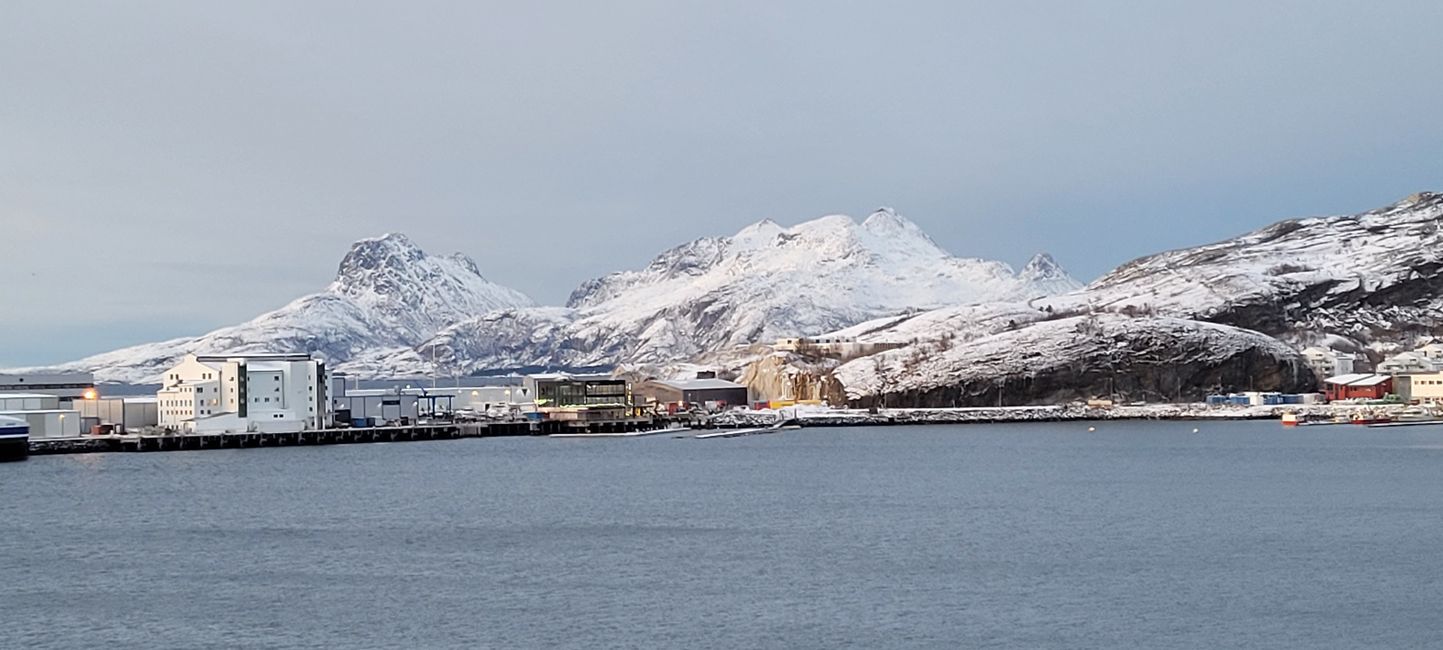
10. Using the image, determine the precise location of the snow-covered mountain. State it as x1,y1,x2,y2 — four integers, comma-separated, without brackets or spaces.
829,314,1311,406
1040,191,1443,357
18,233,533,383
746,192,1443,407
377,208,1081,375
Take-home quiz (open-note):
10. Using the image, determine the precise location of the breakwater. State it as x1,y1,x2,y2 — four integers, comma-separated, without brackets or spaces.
28,421,535,456
707,403,1404,428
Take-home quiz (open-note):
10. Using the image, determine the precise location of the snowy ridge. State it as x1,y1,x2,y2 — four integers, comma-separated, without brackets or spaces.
17,234,533,383
755,192,1443,407
830,314,1310,405
386,208,1081,375
1039,191,1443,354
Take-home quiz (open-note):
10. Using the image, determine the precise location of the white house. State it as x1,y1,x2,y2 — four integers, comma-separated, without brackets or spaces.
157,353,330,433
1300,347,1357,378
1378,351,1441,374
1417,343,1443,362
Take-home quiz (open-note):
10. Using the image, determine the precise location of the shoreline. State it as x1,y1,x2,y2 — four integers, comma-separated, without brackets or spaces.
705,403,1414,428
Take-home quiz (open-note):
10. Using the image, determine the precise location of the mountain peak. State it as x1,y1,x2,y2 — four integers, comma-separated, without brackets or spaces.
1021,252,1063,277
1019,252,1083,294
335,232,428,283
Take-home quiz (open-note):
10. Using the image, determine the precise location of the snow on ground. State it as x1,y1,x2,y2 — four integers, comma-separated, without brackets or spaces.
709,402,1408,427
831,314,1299,400
10,233,533,383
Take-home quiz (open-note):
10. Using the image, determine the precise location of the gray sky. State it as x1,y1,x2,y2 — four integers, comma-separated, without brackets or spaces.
3,1,1441,365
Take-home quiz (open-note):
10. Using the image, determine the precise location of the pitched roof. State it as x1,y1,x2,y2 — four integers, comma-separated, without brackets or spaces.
1324,373,1390,387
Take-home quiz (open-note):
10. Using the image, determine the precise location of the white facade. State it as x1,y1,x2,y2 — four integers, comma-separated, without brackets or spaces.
0,409,81,438
1378,351,1441,374
1418,344,1443,362
158,353,329,433
1301,347,1357,379
1396,372,1443,404
0,393,81,438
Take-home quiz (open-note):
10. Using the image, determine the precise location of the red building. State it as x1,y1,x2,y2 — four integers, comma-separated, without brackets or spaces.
1323,374,1393,401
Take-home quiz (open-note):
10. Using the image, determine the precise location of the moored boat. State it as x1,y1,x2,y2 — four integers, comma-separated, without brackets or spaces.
0,415,28,462
1351,412,1393,425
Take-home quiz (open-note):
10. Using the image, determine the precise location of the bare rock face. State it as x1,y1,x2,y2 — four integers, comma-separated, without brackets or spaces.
1042,191,1443,359
836,315,1316,408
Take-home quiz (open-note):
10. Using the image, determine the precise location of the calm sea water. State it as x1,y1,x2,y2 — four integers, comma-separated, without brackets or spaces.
5,421,1443,649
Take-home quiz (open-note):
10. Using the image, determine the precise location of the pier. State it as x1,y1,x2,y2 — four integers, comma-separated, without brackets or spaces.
30,420,535,456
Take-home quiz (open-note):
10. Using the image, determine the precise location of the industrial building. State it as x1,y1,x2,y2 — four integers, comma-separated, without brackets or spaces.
0,393,81,438
72,396,159,433
157,353,330,433
329,378,528,424
637,374,749,412
0,372,96,407
525,373,633,422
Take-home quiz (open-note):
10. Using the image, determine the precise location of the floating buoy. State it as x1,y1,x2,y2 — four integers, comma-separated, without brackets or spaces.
1192,428,1199,433
1087,426,1096,432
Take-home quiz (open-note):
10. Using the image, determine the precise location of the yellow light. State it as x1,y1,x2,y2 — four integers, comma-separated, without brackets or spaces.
83,389,98,400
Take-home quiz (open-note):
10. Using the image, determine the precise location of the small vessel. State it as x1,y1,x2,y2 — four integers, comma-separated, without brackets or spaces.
1392,407,1440,423
0,415,29,462
1281,412,1301,427
1351,411,1393,425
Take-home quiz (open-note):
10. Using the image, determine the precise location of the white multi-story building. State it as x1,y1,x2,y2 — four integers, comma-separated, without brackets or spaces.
1300,347,1357,379
157,353,330,433
1377,351,1441,374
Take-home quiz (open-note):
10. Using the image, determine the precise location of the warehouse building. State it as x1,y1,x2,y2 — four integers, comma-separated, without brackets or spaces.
0,372,96,407
637,374,749,413
0,393,81,438
72,396,159,434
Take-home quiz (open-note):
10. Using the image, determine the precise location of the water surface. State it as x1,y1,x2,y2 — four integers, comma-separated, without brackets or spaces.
4,421,1442,648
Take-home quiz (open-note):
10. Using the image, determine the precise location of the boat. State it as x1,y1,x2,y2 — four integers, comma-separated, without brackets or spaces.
1393,407,1441,423
0,415,29,462
1351,411,1393,425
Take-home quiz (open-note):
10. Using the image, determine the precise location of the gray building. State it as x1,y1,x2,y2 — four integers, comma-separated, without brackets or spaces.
72,397,159,433
638,377,749,411
0,372,96,406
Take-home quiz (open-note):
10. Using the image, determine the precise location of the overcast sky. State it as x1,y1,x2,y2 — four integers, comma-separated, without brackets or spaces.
3,1,1441,366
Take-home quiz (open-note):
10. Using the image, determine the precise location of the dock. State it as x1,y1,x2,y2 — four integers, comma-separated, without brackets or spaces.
31,420,533,456
549,427,691,439
693,424,791,439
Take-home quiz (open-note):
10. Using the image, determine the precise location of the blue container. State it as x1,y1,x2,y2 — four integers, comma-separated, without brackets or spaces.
1280,394,1302,404
524,412,543,422
1228,395,1249,405
1206,395,1228,406
351,418,370,429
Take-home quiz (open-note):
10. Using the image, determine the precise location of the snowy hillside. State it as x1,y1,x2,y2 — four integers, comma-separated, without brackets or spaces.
16,234,533,383
1040,191,1443,355
386,208,1082,375
830,314,1312,407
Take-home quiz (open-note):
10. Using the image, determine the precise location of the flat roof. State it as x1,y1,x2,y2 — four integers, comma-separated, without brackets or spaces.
195,353,315,361
654,378,746,391
0,392,63,400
